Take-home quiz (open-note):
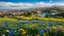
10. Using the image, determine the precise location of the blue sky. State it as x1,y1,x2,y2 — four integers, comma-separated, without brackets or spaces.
0,0,63,3
0,0,64,10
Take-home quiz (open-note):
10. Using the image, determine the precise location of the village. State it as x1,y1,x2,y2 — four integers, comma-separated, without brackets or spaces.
0,7,63,18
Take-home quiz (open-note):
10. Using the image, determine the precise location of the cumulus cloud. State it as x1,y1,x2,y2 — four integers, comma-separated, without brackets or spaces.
0,2,64,9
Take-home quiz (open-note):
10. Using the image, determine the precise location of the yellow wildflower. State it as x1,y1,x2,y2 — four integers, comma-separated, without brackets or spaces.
36,35,40,36
52,26,57,29
20,28,24,31
10,24,13,26
44,33,47,36
20,28,26,34
14,30,17,32
23,31,26,34
59,26,63,28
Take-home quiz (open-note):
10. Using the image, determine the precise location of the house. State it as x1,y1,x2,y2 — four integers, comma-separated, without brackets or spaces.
51,10,58,15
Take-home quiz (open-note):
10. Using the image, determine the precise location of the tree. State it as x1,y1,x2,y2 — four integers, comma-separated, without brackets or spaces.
24,12,32,17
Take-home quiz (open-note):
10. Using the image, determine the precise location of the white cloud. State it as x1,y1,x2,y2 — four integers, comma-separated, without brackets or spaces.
50,0,52,3
0,2,64,9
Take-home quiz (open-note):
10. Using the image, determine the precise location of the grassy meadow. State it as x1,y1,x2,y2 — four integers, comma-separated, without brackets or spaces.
0,16,64,36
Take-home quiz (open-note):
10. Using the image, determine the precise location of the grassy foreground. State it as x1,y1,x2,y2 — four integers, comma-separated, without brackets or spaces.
0,17,64,36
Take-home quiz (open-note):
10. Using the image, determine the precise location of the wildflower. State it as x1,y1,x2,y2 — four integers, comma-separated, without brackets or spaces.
52,26,57,29
45,26,50,30
44,33,47,36
59,26,63,29
40,30,44,34
20,28,26,34
10,24,13,26
26,35,30,36
6,30,9,32
20,28,24,31
10,30,14,35
30,24,34,27
2,34,5,36
23,31,26,34
60,28,64,31
2,22,7,26
14,30,17,32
